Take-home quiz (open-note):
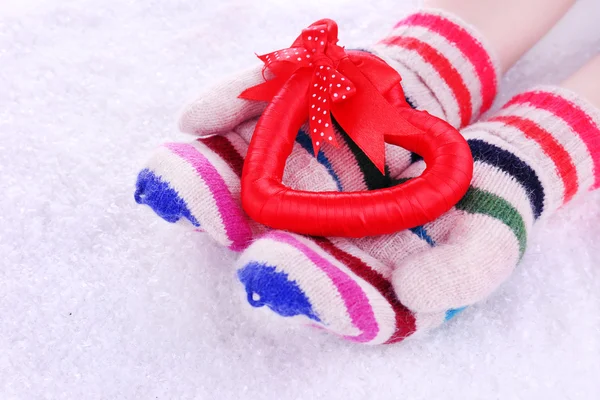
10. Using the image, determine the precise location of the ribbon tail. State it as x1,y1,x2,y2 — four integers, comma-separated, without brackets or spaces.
239,75,288,102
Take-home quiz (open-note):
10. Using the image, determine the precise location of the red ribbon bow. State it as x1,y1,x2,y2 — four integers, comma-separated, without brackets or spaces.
240,19,414,173
251,24,356,152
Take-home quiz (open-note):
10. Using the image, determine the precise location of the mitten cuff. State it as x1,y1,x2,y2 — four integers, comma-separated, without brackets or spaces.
372,9,500,128
464,86,600,215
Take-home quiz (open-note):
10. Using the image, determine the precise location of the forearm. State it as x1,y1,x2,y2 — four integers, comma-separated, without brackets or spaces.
562,55,600,109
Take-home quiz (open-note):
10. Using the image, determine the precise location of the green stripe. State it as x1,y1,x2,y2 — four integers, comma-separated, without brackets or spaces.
456,187,527,257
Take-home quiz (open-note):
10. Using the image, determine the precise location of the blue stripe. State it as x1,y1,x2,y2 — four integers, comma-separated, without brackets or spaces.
135,169,201,227
405,95,417,109
409,225,435,246
445,306,467,321
391,178,436,247
467,139,545,219
295,129,343,191
410,152,423,163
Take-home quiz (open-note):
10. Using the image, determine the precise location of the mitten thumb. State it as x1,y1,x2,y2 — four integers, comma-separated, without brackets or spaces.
178,65,269,137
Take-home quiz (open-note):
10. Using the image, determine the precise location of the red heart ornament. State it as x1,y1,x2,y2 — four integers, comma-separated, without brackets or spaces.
239,20,473,237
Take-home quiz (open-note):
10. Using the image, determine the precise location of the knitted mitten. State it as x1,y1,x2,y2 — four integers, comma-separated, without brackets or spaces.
134,10,498,251
236,87,600,344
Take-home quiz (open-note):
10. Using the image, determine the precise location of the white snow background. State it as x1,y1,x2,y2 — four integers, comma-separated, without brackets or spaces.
1,0,599,399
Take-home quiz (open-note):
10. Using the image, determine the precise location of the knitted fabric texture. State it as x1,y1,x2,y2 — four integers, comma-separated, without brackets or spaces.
135,9,499,251
135,10,600,344
235,87,600,344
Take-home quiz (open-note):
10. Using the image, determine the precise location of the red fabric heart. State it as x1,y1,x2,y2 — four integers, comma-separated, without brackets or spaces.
238,20,473,237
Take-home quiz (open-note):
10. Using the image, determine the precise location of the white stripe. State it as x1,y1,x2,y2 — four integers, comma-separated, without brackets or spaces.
373,43,461,128
224,130,249,159
191,140,241,198
216,131,269,237
463,122,563,215
145,145,230,246
395,160,459,243
295,235,397,344
329,238,391,279
328,238,398,344
353,229,430,270
422,209,465,246
390,58,446,121
398,159,426,178
189,140,262,237
236,119,341,192
395,161,471,244
234,117,258,143
497,102,595,196
389,25,482,122
283,148,338,192
385,143,413,181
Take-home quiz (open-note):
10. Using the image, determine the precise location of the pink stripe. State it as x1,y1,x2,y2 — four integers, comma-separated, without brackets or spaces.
395,12,497,113
267,231,379,343
505,91,600,189
165,143,253,251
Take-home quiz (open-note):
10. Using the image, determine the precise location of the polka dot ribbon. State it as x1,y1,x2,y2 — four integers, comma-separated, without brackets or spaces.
306,65,355,151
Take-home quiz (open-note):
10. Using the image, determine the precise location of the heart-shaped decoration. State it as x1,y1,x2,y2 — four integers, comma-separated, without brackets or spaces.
239,20,473,237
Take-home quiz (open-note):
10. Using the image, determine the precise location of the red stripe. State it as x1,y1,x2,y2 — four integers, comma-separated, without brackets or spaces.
491,115,579,204
381,36,472,127
395,13,497,113
199,135,245,178
313,238,416,343
505,91,600,190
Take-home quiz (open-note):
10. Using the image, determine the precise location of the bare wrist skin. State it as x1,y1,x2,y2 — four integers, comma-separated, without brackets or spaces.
424,0,576,73
561,55,600,109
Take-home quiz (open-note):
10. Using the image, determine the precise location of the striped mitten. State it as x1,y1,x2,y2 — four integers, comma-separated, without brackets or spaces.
134,10,498,251
235,87,600,344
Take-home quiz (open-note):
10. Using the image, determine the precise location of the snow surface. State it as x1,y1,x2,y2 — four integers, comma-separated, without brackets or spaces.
1,0,599,398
